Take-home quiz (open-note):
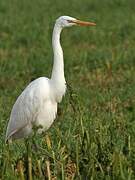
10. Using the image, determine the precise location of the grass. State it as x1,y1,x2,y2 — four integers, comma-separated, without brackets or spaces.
0,0,135,179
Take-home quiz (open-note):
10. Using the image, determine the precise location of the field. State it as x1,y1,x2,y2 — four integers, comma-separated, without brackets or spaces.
0,0,135,179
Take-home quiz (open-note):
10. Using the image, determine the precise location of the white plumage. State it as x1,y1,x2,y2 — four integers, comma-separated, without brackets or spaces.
6,16,96,141
6,78,58,140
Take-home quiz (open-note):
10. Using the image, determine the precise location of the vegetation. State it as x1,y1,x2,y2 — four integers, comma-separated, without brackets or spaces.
0,0,135,179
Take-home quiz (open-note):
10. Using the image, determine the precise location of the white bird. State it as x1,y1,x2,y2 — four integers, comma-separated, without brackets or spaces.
6,16,96,141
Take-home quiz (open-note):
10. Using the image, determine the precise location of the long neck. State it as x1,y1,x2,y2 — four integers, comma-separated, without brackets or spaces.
51,24,65,84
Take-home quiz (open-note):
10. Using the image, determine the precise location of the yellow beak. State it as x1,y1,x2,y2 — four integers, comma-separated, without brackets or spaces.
69,19,96,26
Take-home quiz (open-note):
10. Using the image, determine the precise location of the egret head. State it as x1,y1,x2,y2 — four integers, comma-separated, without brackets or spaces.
56,16,96,28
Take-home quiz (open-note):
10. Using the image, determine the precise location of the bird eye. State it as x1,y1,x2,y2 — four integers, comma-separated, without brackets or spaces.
67,20,73,23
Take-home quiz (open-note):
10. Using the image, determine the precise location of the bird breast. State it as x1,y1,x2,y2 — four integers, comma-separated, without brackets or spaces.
35,100,57,133
51,82,66,103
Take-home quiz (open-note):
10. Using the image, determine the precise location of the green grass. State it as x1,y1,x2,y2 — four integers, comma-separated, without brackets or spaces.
0,0,135,179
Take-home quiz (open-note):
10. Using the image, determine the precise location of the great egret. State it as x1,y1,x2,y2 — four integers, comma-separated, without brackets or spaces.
5,16,96,141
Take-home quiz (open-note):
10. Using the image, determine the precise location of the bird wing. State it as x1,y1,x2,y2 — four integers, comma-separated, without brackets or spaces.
6,77,50,140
